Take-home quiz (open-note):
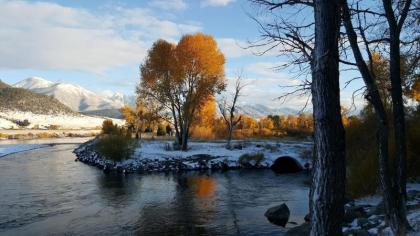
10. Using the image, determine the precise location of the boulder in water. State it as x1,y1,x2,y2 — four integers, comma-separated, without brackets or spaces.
264,203,290,227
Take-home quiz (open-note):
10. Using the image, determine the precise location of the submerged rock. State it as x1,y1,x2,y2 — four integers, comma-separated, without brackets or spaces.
284,222,310,236
264,203,290,227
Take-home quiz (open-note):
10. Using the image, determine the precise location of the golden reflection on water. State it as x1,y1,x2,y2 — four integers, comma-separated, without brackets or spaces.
188,176,216,199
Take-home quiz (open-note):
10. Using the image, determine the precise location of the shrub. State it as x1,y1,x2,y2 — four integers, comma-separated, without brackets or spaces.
101,119,119,134
190,126,215,140
15,119,30,127
95,133,136,162
157,125,166,136
47,125,60,130
345,105,420,198
238,153,265,166
144,127,153,133
166,125,172,135
96,121,136,162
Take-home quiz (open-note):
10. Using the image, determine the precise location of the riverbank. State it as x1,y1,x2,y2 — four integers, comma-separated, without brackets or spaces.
0,129,99,140
281,181,420,236
73,138,313,173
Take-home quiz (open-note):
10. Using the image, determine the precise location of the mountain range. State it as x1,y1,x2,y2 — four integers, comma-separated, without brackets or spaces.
13,77,135,112
10,77,297,118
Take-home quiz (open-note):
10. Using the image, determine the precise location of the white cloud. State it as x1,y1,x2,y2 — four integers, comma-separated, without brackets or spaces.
0,0,201,72
201,0,235,7
149,0,187,11
217,38,251,58
245,62,294,82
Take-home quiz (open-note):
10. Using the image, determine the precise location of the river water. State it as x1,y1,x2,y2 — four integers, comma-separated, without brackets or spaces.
0,140,309,236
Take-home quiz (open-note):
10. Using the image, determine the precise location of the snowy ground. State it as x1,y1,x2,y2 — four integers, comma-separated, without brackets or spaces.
133,140,312,168
0,110,124,129
0,144,48,157
0,117,18,129
74,139,313,173
342,183,420,236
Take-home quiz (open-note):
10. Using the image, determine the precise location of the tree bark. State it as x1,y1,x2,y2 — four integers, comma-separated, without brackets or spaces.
309,0,346,235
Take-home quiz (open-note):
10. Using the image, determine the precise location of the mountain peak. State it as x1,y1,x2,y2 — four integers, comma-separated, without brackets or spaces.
13,77,55,90
12,77,128,112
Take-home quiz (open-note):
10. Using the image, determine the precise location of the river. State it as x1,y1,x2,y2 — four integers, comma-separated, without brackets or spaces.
0,139,309,236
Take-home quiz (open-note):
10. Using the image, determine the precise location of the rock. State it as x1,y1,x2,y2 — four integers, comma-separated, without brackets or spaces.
304,213,310,222
343,229,370,236
369,201,385,215
284,222,310,236
344,206,367,223
264,203,290,227
407,189,420,200
356,217,369,227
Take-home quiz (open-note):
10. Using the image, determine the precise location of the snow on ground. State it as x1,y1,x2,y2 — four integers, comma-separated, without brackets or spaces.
133,140,312,168
0,110,124,129
75,139,313,173
0,144,47,157
342,182,420,236
0,117,18,129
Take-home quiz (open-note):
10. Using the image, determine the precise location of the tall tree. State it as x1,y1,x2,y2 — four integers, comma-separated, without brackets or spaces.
340,1,406,233
139,34,225,150
309,0,346,235
382,1,413,234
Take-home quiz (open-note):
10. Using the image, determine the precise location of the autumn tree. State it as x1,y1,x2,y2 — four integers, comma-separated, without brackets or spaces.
120,97,161,141
139,33,225,150
218,75,246,149
190,97,217,139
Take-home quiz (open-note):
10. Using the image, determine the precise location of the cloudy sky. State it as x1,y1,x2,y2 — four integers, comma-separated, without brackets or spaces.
0,0,364,110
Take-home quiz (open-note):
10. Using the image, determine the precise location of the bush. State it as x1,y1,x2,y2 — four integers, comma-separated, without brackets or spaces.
15,119,30,127
95,133,136,162
238,153,265,166
157,125,166,136
101,119,119,134
190,125,215,140
96,120,136,162
166,125,172,135
345,105,420,198
47,125,60,130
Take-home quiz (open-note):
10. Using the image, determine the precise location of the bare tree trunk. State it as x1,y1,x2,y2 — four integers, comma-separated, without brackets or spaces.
382,1,411,233
309,0,346,235
389,35,409,234
181,120,189,151
340,2,404,233
227,125,233,149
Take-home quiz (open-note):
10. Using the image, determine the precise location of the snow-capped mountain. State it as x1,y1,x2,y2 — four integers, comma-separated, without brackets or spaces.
236,104,298,118
13,76,55,90
13,77,129,112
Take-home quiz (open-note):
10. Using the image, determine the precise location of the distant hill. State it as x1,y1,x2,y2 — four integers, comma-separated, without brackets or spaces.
14,77,128,112
0,80,10,89
81,108,123,119
0,86,76,115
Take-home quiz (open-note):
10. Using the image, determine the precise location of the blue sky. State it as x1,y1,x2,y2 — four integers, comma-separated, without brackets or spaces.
0,0,364,110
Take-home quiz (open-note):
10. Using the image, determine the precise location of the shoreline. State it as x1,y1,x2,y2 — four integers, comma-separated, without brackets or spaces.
73,138,313,174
